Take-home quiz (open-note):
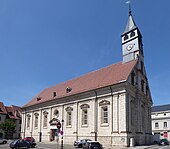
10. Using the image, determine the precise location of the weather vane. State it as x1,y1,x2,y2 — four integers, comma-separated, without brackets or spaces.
126,0,132,15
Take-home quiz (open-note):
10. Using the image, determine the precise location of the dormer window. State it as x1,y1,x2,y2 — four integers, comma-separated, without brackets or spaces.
130,31,135,37
53,92,57,97
37,97,42,101
66,87,72,93
124,34,129,41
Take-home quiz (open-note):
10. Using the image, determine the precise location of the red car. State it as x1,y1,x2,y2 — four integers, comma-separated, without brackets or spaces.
23,137,35,142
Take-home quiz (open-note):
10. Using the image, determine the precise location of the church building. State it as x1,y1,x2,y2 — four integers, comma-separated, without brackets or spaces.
21,9,153,147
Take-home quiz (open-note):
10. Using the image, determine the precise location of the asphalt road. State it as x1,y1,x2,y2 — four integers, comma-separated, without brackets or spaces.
0,142,169,149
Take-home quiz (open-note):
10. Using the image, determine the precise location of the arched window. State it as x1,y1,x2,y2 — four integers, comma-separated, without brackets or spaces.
26,114,31,129
130,31,135,37
34,113,39,128
99,100,110,125
43,111,48,128
124,34,129,41
54,109,59,118
65,107,73,126
80,104,90,126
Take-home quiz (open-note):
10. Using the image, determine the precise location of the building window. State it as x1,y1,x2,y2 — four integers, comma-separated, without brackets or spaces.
26,114,31,129
131,72,135,86
82,109,88,125
54,109,59,118
124,34,129,41
101,106,108,124
140,61,144,74
43,111,48,128
155,122,159,128
66,111,72,126
65,107,73,127
141,80,144,92
34,113,39,128
164,122,167,128
130,31,135,37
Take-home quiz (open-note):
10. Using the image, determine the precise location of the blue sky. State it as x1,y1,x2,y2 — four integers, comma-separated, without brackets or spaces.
0,0,169,107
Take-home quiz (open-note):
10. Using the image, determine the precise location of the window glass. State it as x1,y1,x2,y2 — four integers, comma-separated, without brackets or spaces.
82,109,88,125
66,111,72,126
101,106,108,124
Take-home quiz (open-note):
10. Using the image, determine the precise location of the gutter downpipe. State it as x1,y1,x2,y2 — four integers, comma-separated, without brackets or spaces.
110,87,113,145
24,109,26,138
94,91,98,141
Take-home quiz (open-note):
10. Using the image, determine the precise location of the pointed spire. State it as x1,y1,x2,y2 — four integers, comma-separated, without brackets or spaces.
123,1,137,34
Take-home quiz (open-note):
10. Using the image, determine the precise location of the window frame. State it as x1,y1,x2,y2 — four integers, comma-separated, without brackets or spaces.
155,122,159,128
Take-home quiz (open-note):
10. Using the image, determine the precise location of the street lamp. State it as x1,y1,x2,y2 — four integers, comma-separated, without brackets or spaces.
61,119,64,149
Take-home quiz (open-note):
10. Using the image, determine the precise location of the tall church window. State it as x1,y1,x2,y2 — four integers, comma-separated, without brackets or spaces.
82,109,88,125
43,111,48,128
124,34,129,41
26,114,31,129
80,104,90,126
130,31,135,37
101,106,108,124
34,113,39,129
65,107,73,127
54,109,59,118
99,100,110,125
67,112,72,126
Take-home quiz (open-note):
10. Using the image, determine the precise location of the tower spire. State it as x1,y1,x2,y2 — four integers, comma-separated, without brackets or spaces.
126,0,132,16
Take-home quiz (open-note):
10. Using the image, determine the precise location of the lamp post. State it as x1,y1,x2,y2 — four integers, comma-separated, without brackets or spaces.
61,119,64,149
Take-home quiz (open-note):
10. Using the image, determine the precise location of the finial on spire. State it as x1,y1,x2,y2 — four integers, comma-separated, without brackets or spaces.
126,0,132,16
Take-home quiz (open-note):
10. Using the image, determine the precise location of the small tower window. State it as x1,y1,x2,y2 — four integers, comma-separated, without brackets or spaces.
130,31,135,37
124,34,129,41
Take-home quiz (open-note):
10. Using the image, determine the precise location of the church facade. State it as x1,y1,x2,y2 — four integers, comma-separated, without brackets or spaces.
21,11,152,147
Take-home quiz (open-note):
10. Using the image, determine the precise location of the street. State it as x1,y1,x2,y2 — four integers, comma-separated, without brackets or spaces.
0,141,170,149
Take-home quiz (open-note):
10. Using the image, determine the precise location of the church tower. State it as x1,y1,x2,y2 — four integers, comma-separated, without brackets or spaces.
121,8,144,63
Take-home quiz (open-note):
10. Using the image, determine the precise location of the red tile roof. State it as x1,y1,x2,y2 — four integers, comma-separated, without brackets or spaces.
5,105,22,120
23,60,137,108
0,102,7,114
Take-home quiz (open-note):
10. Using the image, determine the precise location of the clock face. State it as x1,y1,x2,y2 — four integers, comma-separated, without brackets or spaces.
126,44,133,51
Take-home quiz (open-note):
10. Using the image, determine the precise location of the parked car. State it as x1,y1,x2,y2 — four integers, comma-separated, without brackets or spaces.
23,137,35,142
83,141,103,149
158,139,169,146
9,139,36,149
74,139,92,148
0,138,7,144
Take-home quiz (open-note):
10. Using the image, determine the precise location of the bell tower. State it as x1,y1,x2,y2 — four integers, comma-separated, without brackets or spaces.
121,5,144,63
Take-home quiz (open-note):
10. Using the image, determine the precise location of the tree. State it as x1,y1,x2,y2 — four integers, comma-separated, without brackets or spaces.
0,119,16,139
